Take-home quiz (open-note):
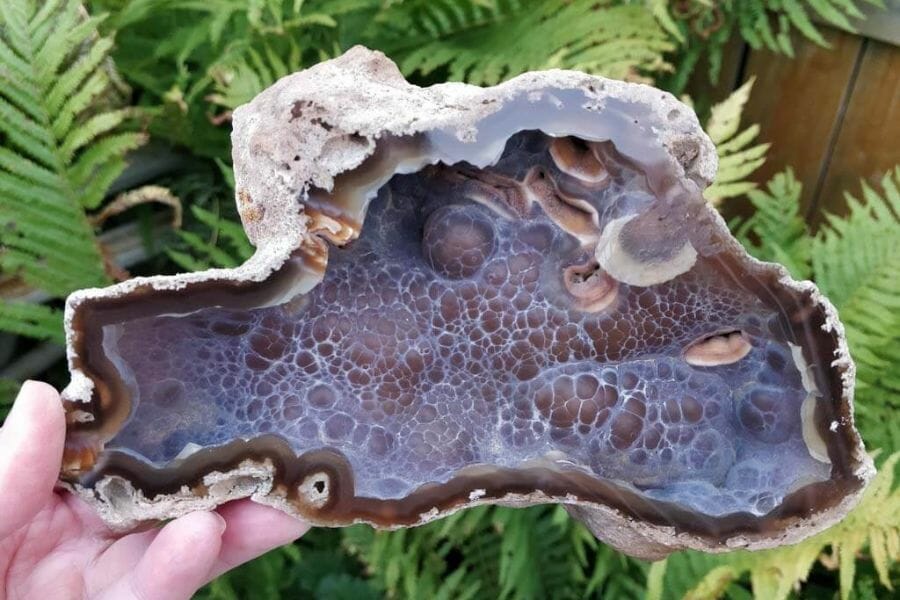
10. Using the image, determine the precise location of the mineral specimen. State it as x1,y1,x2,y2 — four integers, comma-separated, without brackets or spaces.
60,47,873,559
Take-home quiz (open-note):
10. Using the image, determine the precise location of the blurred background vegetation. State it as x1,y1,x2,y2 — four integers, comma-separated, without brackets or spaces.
0,0,898,598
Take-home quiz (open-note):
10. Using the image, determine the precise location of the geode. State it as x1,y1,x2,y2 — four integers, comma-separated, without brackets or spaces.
60,47,873,559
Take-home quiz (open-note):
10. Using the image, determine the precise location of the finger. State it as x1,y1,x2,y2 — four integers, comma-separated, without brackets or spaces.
62,490,116,532
97,511,226,600
84,528,159,595
0,381,65,540
210,499,310,578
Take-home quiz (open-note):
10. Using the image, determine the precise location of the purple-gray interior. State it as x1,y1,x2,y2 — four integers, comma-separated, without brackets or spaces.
99,130,830,519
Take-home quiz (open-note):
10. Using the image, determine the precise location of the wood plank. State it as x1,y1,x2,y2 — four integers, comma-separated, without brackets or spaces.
740,28,862,215
812,39,900,223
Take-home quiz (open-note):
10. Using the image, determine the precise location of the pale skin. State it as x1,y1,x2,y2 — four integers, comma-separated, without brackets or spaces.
0,381,310,600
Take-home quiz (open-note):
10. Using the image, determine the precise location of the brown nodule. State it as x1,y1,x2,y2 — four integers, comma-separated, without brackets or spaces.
62,437,101,476
563,260,618,312
683,330,752,366
549,137,610,188
523,167,600,244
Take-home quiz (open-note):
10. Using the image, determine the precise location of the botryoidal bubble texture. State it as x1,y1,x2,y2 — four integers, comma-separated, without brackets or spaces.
104,132,829,517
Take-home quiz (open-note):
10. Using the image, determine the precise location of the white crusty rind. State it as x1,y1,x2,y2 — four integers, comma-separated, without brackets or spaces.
228,45,717,249
61,47,873,557
62,460,294,529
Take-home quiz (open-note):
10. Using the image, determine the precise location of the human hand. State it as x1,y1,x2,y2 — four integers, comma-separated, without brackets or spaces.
0,381,310,599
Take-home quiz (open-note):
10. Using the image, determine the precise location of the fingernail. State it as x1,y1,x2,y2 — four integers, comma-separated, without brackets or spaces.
212,511,227,534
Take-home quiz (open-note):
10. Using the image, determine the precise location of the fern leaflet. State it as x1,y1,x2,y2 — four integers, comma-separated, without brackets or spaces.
660,0,882,91
704,78,770,205
167,204,254,272
733,168,811,280
374,0,673,84
813,168,900,453
0,0,145,341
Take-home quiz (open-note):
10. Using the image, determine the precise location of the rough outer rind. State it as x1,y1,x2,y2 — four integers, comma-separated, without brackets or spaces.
229,45,717,248
60,46,873,558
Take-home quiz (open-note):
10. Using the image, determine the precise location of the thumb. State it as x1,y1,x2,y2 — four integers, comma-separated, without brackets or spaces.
0,381,65,540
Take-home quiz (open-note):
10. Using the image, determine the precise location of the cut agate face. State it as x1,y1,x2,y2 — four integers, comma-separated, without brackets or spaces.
61,47,873,559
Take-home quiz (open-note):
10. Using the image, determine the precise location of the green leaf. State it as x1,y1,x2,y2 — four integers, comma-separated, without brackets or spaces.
813,167,900,453
0,0,146,341
782,0,829,45
167,203,254,272
645,0,685,43
704,79,769,205
373,0,673,85
733,168,812,280
0,301,64,343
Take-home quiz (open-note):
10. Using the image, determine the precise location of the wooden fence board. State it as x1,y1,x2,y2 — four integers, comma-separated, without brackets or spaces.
812,39,900,223
740,28,863,216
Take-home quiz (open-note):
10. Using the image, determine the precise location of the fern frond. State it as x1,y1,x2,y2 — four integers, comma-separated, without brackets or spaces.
732,168,812,280
341,504,646,599
190,204,253,256
704,79,770,205
731,0,882,52
0,301,64,343
375,0,673,84
167,205,253,272
69,132,145,194
645,0,684,43
649,452,900,600
0,0,145,340
207,40,308,111
813,168,900,306
781,0,828,45
813,167,900,453
661,0,881,91
496,507,584,598
59,108,131,162
45,36,116,114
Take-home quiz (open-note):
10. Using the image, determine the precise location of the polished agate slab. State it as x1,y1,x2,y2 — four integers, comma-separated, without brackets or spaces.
60,47,873,559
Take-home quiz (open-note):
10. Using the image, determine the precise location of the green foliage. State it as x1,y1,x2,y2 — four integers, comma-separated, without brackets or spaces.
90,0,677,159
342,505,646,599
0,301,65,344
0,0,145,340
648,452,900,600
205,505,646,599
199,545,303,599
158,163,253,271
660,0,883,92
703,78,769,205
166,204,254,271
733,168,811,279
814,168,900,454
735,167,900,454
197,529,380,599
375,0,673,85
0,377,18,422
87,0,336,157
